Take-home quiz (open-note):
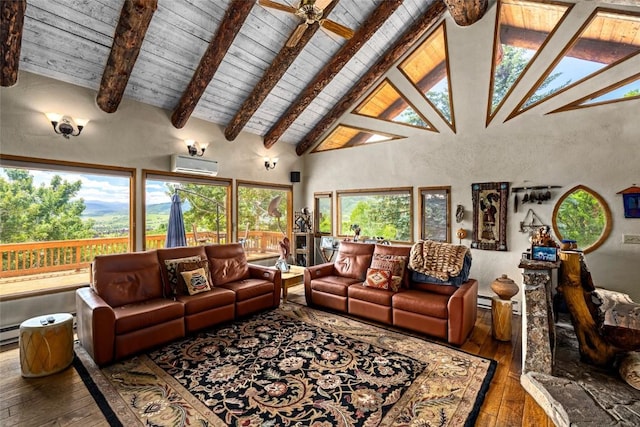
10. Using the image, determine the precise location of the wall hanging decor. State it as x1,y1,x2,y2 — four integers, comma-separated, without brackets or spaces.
472,182,509,251
617,185,640,218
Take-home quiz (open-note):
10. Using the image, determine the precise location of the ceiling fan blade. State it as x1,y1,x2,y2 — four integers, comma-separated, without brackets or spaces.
320,19,354,39
258,0,297,14
286,22,308,47
315,0,333,10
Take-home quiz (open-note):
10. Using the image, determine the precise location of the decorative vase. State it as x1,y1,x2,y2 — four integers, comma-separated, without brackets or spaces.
491,274,519,300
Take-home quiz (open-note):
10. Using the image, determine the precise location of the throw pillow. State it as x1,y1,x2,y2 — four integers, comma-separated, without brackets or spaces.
364,268,392,289
177,260,212,295
180,268,212,295
164,256,202,296
371,254,407,292
210,255,250,286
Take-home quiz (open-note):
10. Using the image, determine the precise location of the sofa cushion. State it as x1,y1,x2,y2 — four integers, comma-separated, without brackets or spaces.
164,256,202,296
311,276,360,297
333,242,375,280
392,290,449,319
371,253,407,291
114,298,184,334
364,268,392,289
219,278,274,301
177,260,212,294
349,283,395,306
176,287,236,315
180,267,212,295
156,246,207,297
205,243,251,286
92,251,164,307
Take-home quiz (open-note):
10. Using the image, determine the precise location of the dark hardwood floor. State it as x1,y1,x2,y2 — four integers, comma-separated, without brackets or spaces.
0,299,552,426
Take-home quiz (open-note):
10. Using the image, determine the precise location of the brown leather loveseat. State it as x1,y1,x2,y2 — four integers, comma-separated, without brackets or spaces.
76,243,281,366
304,241,477,345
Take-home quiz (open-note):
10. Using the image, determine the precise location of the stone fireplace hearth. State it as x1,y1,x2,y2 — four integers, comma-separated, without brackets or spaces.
519,259,640,426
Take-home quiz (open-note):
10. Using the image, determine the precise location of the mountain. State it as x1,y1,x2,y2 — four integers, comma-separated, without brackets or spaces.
82,201,130,216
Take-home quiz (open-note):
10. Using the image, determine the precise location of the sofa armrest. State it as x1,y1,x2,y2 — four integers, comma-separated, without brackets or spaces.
304,262,336,305
248,264,282,308
447,279,478,346
76,287,116,366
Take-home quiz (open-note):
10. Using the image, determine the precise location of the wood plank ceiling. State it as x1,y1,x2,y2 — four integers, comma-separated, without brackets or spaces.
1,0,490,154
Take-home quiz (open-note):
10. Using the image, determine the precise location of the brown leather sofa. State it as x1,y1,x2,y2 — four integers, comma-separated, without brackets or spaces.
304,241,478,346
76,243,281,366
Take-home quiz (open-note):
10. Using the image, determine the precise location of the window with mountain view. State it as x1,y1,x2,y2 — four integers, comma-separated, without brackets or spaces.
143,172,231,250
337,188,413,242
0,160,134,296
237,182,292,259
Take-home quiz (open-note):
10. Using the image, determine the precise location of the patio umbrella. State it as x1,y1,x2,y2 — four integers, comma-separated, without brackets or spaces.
165,192,187,248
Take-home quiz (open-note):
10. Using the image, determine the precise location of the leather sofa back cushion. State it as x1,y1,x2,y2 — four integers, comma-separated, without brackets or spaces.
156,246,207,296
92,251,163,307
206,243,250,286
333,242,375,280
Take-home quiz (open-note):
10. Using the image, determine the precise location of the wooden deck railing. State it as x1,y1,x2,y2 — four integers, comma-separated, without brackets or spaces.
0,231,284,278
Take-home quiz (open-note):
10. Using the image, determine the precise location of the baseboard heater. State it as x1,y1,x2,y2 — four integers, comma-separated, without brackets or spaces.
478,294,521,315
1,315,77,346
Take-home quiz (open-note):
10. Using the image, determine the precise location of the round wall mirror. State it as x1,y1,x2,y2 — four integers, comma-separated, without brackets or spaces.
552,185,612,253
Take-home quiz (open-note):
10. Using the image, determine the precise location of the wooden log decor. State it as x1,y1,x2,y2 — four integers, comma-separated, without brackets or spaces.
263,0,404,149
558,251,618,367
443,0,488,27
171,0,254,129
0,0,26,87
223,0,339,141
295,1,447,155
96,0,157,113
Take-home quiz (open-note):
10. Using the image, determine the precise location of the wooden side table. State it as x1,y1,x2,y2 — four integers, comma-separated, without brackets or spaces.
492,297,512,341
19,313,74,377
281,265,305,302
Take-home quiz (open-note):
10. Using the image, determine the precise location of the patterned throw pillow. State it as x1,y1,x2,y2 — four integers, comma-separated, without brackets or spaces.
180,268,212,295
364,268,392,289
371,254,407,292
177,260,212,295
164,256,202,296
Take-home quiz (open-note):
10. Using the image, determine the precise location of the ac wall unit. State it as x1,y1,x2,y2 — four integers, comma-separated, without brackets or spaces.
171,154,218,176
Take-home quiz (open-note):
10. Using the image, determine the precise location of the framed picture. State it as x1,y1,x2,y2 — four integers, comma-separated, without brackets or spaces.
471,182,509,251
531,245,558,262
617,186,640,218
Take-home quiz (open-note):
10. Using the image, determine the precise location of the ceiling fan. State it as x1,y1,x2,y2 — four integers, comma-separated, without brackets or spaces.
258,0,355,47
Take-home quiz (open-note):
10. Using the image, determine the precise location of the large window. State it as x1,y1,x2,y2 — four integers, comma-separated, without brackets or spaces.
143,171,231,250
237,181,292,259
0,155,134,297
314,192,333,235
337,188,413,242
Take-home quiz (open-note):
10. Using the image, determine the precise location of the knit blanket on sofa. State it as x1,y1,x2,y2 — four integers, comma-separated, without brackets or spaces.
408,240,470,281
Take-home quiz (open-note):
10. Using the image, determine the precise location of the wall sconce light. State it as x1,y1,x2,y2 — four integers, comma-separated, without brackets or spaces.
264,157,278,170
45,113,88,139
185,139,207,157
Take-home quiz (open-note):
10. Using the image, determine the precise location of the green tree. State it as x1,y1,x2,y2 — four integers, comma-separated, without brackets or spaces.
0,169,94,243
624,88,640,98
556,189,606,249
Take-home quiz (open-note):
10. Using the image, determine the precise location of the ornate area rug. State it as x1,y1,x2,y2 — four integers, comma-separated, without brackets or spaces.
74,305,495,426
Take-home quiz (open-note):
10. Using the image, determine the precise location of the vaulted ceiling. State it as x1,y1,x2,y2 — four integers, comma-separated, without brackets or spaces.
0,0,487,152
1,0,638,155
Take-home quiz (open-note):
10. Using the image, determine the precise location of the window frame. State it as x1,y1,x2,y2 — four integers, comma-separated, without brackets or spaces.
552,184,612,254
419,186,451,243
142,169,232,250
336,187,414,243
314,192,333,236
0,154,136,298
236,180,293,259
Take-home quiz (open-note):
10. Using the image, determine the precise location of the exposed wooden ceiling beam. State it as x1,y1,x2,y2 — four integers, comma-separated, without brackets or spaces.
224,0,339,141
443,0,488,27
171,0,254,129
296,1,447,155
96,0,157,113
500,25,639,65
0,0,26,87
263,0,404,149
